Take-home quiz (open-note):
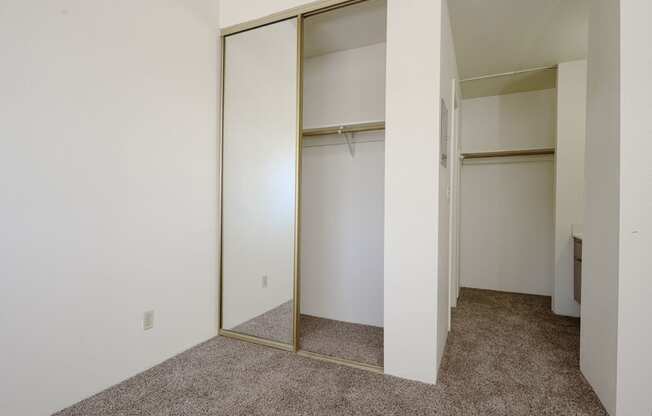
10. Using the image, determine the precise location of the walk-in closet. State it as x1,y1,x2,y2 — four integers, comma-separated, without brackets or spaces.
219,0,386,372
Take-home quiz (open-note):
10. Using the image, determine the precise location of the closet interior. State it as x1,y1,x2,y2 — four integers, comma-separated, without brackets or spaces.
299,0,386,368
219,0,386,372
456,68,558,299
453,61,588,320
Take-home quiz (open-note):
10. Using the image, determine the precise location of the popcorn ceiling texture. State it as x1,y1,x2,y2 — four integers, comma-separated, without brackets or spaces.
54,288,606,416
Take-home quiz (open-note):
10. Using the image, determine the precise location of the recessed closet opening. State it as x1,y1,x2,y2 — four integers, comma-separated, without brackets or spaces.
298,0,387,369
447,0,589,333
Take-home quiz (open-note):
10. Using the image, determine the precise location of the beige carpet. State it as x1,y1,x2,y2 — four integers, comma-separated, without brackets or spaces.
300,314,383,367
232,301,293,344
234,301,383,366
54,288,607,416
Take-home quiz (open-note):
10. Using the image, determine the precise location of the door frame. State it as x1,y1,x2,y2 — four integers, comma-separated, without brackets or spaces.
448,78,462,330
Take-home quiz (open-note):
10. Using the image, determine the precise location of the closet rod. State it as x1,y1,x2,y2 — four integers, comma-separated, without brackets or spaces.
461,148,555,160
302,121,385,138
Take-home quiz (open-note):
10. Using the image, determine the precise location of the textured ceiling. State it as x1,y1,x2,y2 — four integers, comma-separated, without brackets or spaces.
449,0,589,80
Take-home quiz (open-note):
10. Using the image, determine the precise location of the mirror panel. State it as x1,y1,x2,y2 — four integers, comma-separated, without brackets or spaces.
221,18,298,345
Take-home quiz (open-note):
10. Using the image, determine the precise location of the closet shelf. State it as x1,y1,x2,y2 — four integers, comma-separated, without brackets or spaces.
302,121,385,138
461,148,555,160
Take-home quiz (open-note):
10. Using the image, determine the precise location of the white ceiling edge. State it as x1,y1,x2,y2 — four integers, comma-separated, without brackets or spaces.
449,0,589,80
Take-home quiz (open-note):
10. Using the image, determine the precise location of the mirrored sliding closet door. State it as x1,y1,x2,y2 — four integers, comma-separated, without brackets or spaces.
221,18,299,346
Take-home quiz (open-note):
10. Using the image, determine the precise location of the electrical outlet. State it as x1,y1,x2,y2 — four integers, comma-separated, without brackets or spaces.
262,275,268,288
143,310,154,331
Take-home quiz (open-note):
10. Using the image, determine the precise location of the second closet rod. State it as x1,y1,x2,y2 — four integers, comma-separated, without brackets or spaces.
461,148,555,160
303,121,385,138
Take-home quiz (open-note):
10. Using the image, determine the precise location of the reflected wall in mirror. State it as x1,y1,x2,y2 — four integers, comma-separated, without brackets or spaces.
221,18,298,345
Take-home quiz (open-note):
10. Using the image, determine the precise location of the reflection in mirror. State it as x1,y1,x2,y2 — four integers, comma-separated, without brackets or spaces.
221,18,298,344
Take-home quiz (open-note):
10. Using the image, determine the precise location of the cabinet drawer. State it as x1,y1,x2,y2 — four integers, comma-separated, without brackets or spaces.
574,259,582,304
574,238,582,260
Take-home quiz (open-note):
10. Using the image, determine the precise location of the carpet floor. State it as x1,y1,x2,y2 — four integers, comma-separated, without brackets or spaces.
233,301,384,366
232,301,293,344
300,314,383,367
54,288,607,416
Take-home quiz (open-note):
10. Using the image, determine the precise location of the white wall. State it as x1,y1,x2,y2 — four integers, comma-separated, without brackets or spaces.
221,19,298,330
384,0,443,384
300,45,385,327
301,136,384,326
579,0,620,413
0,1,219,415
460,156,555,296
460,90,556,296
303,43,386,129
438,0,459,364
461,89,557,152
616,2,652,415
553,60,587,317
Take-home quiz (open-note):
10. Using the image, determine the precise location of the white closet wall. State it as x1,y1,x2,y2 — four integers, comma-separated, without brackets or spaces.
303,43,386,128
460,89,556,296
300,42,386,326
301,135,384,326
461,89,557,151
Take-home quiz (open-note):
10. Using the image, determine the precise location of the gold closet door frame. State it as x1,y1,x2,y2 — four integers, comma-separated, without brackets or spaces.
218,0,384,374
218,16,300,353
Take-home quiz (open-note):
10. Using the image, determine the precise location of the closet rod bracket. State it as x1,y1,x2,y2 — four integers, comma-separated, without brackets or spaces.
340,128,355,157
